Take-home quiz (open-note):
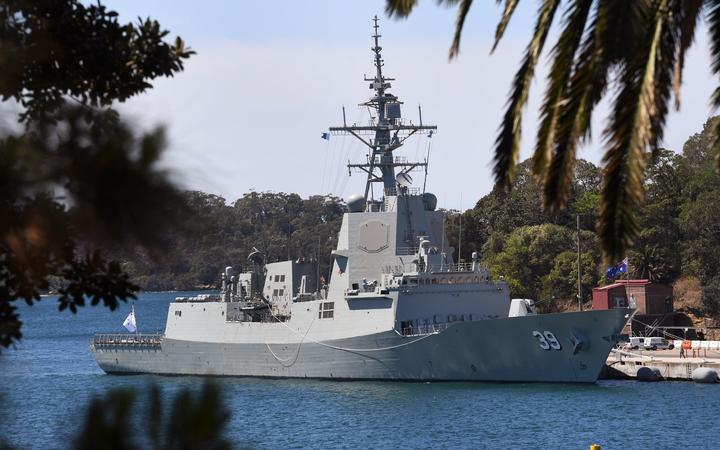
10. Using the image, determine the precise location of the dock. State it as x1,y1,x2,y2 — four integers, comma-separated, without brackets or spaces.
604,347,720,381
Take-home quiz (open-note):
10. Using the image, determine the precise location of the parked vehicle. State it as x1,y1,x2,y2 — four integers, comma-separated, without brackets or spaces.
643,337,674,350
621,336,644,350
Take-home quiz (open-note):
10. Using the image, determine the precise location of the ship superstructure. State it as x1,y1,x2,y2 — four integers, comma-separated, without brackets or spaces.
91,17,632,382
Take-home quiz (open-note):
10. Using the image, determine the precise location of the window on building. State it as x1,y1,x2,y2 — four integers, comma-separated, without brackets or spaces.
280,275,285,282
278,289,284,297
274,275,280,282
273,289,279,296
318,302,335,319
175,310,182,317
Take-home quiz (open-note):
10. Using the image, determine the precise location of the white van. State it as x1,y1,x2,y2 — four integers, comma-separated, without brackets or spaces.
643,337,674,350
623,336,644,350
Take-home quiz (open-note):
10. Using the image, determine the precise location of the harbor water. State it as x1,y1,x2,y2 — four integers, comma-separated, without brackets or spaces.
1,292,717,449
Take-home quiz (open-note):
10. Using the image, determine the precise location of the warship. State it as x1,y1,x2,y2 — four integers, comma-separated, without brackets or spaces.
91,17,633,382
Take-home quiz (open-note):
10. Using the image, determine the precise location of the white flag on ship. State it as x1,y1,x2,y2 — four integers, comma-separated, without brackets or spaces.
123,305,137,333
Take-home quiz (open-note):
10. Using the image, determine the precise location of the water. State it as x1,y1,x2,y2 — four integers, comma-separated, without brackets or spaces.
1,292,718,449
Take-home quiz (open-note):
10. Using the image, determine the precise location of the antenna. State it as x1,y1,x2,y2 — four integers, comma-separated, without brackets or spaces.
328,16,437,208
422,134,432,193
458,193,463,263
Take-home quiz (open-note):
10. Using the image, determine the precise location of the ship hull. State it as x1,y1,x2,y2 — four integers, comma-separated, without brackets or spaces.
91,308,631,382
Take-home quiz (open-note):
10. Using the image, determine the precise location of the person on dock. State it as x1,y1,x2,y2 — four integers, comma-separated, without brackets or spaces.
680,347,685,359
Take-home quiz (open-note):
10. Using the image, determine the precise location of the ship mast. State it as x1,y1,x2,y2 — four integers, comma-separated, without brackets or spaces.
329,15,437,210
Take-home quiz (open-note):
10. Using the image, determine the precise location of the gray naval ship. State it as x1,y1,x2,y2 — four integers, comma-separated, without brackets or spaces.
91,17,633,382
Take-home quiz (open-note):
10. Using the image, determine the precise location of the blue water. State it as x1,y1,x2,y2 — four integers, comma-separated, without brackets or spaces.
1,292,718,449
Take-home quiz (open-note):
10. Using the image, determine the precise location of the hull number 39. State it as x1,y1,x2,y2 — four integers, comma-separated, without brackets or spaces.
532,330,562,351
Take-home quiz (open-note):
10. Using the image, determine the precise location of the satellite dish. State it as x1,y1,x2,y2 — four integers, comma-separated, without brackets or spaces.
396,172,413,188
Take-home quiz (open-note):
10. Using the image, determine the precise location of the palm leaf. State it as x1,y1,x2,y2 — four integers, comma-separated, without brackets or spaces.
385,0,419,17
706,0,720,171
492,0,520,53
541,1,633,213
449,0,475,59
493,0,561,189
671,0,703,110
533,0,594,186
648,0,683,153
599,0,673,262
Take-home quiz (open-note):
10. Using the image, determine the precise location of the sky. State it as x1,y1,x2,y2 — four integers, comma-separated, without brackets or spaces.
105,1,718,210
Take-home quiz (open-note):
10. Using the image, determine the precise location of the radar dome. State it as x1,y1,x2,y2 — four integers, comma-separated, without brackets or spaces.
422,192,438,211
396,172,413,188
346,194,365,213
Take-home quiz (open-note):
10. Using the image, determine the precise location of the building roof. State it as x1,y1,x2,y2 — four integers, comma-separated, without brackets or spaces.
593,279,651,291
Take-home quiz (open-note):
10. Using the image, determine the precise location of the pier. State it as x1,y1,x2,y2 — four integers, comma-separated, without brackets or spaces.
604,347,720,381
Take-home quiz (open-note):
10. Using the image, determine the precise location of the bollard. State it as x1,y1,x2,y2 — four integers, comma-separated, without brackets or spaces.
590,445,601,450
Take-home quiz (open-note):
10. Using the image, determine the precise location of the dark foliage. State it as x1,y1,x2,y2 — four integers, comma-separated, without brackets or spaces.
0,0,192,349
74,383,232,450
0,0,193,122
107,191,345,291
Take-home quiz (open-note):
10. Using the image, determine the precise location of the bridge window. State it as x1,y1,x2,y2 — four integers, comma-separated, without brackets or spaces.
319,302,334,319
174,310,182,317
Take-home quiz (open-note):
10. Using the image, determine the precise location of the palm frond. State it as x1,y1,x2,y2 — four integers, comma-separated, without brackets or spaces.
541,1,625,213
599,0,673,262
706,0,720,171
671,0,703,110
449,0,475,59
491,0,520,53
493,0,561,189
533,0,594,184
648,0,682,153
385,0,419,18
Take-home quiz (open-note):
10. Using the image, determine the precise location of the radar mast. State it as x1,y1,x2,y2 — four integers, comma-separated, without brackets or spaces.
329,16,437,210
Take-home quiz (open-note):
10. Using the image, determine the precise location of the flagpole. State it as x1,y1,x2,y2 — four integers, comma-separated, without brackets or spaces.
577,214,582,311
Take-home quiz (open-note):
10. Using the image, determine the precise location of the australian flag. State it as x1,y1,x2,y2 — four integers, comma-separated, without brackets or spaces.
606,257,629,279
321,132,331,140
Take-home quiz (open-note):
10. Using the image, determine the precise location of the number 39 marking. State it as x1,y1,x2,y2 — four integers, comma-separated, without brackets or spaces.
533,330,562,351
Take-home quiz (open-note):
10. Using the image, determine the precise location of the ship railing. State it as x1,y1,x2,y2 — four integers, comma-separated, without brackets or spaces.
383,263,487,274
399,314,493,337
373,155,408,165
92,333,163,349
384,187,422,197
427,263,478,273
399,322,452,337
395,246,418,255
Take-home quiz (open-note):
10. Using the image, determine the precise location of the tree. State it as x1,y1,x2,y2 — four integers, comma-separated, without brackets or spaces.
629,149,683,282
0,1,193,349
486,224,598,308
678,119,720,315
106,191,346,291
386,0,720,263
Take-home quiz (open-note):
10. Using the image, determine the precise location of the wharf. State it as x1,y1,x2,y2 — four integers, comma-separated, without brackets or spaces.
604,348,720,381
